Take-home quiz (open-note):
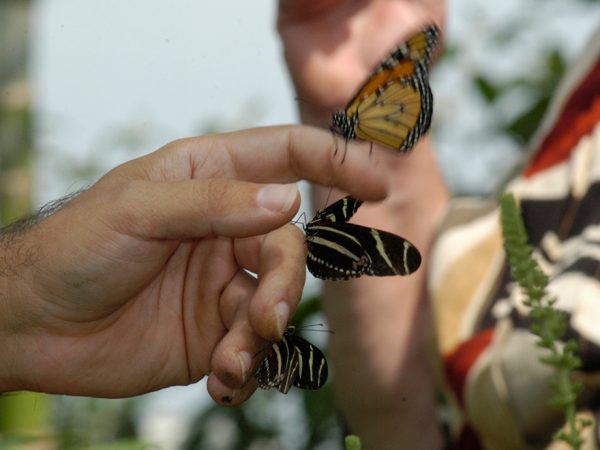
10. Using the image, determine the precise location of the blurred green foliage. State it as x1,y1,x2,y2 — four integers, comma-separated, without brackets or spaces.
344,435,362,450
0,0,33,225
473,48,567,144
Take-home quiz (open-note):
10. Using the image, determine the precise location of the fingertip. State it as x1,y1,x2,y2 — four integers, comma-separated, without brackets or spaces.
210,318,268,389
211,337,262,390
207,372,258,407
211,348,248,389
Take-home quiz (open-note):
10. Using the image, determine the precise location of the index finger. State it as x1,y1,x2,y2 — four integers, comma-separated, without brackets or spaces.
155,125,389,202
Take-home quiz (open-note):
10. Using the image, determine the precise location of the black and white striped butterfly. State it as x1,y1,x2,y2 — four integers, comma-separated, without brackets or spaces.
305,196,421,280
255,326,328,394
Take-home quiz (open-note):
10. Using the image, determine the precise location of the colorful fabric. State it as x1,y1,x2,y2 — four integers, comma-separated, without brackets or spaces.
429,24,600,450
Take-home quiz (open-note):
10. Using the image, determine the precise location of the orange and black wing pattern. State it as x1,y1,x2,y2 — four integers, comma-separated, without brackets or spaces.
331,25,440,152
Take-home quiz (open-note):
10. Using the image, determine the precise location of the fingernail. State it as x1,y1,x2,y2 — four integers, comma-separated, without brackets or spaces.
257,184,298,212
238,351,253,384
275,302,290,337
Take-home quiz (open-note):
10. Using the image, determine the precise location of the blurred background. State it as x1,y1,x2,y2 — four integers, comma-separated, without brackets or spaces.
1,0,599,449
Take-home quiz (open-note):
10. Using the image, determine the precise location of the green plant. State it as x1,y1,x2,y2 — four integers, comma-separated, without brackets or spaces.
499,193,591,449
344,435,361,450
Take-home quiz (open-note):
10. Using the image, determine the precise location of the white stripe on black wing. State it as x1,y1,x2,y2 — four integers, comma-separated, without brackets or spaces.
305,196,421,280
255,326,328,394
312,196,362,224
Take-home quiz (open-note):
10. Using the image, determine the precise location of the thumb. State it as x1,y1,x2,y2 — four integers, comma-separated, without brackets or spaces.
112,179,300,239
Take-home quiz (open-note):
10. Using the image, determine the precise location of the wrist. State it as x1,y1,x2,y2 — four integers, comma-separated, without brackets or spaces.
0,254,24,393
0,226,43,393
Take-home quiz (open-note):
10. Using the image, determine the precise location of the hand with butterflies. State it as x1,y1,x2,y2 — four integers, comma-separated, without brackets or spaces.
279,2,449,449
0,125,388,405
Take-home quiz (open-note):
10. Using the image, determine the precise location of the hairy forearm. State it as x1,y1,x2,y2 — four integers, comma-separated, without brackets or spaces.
0,192,81,393
0,228,33,392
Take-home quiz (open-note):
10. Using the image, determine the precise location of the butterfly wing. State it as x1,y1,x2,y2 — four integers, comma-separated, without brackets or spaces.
307,222,421,280
354,72,433,151
306,196,421,280
344,59,418,117
331,25,439,152
390,24,440,70
306,196,370,279
289,334,328,390
310,196,362,225
306,220,374,279
277,350,300,394
346,25,439,115
344,223,422,276
255,331,294,391
255,328,328,394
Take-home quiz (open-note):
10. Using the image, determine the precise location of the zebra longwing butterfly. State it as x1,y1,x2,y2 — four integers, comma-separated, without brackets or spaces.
305,196,421,280
255,326,328,394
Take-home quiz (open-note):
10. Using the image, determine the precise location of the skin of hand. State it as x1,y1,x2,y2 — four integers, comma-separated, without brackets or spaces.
0,125,388,406
278,1,449,449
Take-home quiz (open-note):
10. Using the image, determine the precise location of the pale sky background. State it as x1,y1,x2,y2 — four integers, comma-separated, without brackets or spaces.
28,1,600,448
30,0,600,205
31,1,297,197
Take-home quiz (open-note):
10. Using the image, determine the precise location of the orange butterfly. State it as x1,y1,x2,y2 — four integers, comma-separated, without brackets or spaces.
331,25,440,152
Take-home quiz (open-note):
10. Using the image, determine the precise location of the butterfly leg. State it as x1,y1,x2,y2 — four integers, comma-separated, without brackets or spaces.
340,139,349,164
330,130,340,158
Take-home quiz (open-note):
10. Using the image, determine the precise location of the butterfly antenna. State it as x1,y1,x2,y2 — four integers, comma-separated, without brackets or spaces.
299,323,335,334
329,129,340,158
292,211,308,228
294,95,319,107
342,139,349,164
323,187,334,209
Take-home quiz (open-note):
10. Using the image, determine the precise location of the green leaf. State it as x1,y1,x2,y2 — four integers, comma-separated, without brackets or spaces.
473,75,503,103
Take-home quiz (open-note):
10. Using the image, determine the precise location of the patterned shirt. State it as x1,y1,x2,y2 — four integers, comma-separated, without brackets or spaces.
429,25,600,450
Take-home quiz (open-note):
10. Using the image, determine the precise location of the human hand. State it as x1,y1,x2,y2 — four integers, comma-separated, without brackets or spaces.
0,125,387,405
